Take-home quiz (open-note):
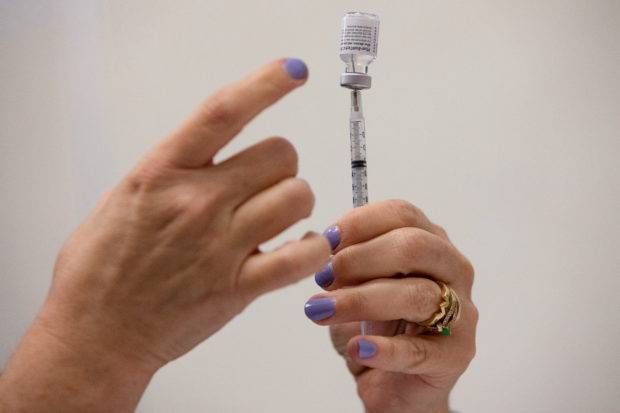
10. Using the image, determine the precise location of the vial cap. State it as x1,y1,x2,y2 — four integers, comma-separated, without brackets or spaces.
340,73,372,90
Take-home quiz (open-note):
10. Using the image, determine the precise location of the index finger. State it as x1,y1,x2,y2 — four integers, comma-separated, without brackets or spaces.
324,199,442,252
150,58,309,168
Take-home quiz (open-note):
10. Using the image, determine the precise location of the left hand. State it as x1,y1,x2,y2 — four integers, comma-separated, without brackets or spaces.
0,59,331,413
305,200,477,413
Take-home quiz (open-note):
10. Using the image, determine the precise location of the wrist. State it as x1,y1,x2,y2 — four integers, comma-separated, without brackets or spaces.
362,396,450,413
0,311,157,413
431,399,451,413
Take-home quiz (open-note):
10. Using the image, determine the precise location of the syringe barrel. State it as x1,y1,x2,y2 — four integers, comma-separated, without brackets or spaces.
349,93,368,207
339,12,379,74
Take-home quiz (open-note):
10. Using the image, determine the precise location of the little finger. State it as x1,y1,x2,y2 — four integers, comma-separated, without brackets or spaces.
238,232,330,301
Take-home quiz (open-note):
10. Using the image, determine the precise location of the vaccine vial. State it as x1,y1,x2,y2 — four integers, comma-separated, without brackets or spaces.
339,12,379,89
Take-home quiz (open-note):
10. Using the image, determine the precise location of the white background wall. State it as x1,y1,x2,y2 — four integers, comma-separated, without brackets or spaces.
1,1,619,412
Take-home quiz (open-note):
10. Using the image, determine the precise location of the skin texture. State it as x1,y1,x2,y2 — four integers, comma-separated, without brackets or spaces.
0,59,332,413
308,200,478,413
0,59,476,413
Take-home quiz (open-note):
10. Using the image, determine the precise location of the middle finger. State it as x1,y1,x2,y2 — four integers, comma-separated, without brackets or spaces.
304,277,441,324
212,136,298,207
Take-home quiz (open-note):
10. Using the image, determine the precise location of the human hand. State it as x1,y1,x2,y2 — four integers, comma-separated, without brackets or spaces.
0,59,331,412
304,200,477,413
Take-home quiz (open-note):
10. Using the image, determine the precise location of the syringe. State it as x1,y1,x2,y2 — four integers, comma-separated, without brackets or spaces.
339,12,379,336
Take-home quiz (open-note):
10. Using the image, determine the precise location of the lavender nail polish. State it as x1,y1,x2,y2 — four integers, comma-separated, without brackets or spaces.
358,339,376,358
283,58,308,79
304,297,336,321
323,226,341,250
314,262,334,288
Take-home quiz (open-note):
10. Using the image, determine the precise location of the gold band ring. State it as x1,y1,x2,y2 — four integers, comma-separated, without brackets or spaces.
420,282,461,336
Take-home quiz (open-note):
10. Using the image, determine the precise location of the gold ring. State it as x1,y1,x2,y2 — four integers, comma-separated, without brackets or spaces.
420,282,461,336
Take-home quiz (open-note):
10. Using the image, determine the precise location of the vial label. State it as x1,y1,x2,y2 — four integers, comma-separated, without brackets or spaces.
340,16,379,56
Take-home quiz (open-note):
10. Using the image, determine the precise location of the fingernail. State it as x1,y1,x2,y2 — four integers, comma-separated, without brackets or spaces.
357,339,376,358
323,226,341,250
314,262,334,288
304,297,335,321
283,58,308,80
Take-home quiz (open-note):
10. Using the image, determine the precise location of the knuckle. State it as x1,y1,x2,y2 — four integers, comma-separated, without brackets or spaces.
465,339,477,365
349,289,370,316
388,199,422,227
260,72,286,96
332,249,353,283
277,250,303,276
283,178,315,216
406,280,441,321
462,349,476,372
266,137,298,173
181,191,212,216
469,302,480,327
124,168,219,222
458,340,477,372
467,337,477,364
394,227,425,265
385,338,399,360
200,93,237,131
433,223,449,239
163,189,207,222
452,303,478,370
458,253,475,284
405,340,429,373
404,282,421,308
463,301,480,331
124,160,170,193
202,181,232,206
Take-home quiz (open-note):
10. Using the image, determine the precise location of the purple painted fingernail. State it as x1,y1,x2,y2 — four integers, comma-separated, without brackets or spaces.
304,297,336,321
314,262,334,288
283,58,308,80
358,339,376,358
323,226,341,250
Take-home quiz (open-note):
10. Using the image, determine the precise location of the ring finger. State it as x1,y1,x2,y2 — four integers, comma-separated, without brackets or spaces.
212,137,299,207
231,177,314,248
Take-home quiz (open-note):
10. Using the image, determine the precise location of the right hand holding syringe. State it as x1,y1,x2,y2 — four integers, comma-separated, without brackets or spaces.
305,200,478,413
